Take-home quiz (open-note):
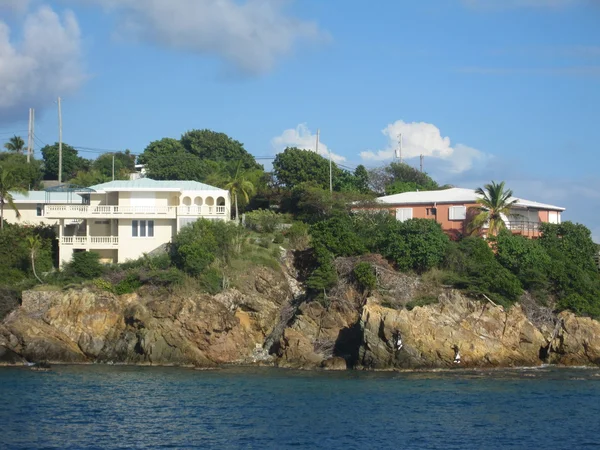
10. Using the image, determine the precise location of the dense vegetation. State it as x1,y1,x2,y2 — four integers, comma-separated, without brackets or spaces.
1,130,599,319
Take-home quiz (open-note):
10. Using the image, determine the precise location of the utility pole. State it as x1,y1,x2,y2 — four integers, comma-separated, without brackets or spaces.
112,154,115,181
27,108,32,163
316,128,320,154
31,108,35,162
395,133,403,163
420,154,424,172
58,97,63,183
329,147,333,194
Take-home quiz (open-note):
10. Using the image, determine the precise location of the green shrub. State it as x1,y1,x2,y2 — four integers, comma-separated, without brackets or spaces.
92,278,113,292
310,214,368,257
306,246,338,293
286,221,310,250
353,262,377,293
258,238,270,249
443,237,522,306
66,251,103,279
198,267,223,295
406,295,439,311
383,219,449,274
114,272,142,295
245,209,284,233
273,233,284,244
146,267,186,287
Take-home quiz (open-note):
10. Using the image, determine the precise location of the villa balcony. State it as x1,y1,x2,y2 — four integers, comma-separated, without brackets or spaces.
45,205,227,219
61,236,119,248
506,221,542,236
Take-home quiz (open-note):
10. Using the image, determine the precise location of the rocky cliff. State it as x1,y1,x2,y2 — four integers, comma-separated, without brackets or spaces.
1,253,599,369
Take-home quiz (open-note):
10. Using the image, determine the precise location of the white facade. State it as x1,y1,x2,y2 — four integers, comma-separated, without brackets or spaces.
7,179,231,266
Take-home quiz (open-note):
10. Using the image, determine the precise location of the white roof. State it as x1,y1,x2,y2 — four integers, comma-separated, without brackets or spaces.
377,187,565,211
88,179,228,194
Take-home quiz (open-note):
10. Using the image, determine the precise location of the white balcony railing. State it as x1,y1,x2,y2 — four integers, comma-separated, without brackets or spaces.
61,236,119,247
46,204,227,218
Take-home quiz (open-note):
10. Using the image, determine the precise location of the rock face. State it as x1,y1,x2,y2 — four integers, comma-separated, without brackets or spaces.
1,254,600,369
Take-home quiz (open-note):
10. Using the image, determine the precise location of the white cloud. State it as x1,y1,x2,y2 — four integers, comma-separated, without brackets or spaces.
0,5,85,122
68,0,326,75
271,124,346,163
360,120,488,174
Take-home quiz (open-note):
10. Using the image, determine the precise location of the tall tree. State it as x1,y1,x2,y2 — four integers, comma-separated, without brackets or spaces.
181,129,261,171
273,147,343,190
0,153,43,190
3,135,25,153
0,167,27,230
92,150,136,179
225,164,255,222
469,181,517,236
41,143,90,181
27,235,44,284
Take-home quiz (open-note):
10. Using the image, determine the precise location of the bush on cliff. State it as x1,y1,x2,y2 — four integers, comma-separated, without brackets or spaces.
66,251,104,279
443,237,522,306
0,224,55,286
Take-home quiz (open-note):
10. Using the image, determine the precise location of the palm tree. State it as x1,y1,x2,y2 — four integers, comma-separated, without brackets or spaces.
225,163,255,223
0,167,27,230
468,181,518,236
27,235,44,284
3,135,25,153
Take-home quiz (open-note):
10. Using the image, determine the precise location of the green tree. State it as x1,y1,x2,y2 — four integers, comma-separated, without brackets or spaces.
310,214,368,257
181,129,261,171
444,237,523,306
383,219,449,273
0,153,43,190
41,143,90,181
3,135,25,153
0,167,27,230
92,151,136,179
469,181,517,236
224,164,256,222
26,235,43,284
273,147,343,190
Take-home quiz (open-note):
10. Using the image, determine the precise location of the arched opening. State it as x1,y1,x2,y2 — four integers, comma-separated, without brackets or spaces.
194,197,203,206
217,197,225,206
205,197,214,206
183,196,191,206
169,195,180,206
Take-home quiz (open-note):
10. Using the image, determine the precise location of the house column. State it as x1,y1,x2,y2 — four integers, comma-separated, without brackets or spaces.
86,219,90,249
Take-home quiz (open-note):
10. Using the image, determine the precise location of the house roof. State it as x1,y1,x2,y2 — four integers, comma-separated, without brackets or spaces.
10,191,73,204
377,187,565,211
88,179,228,193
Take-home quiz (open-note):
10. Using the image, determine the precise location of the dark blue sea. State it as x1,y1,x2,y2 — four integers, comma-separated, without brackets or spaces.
1,365,599,449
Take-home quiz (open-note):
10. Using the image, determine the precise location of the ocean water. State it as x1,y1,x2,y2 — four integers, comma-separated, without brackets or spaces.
1,365,599,449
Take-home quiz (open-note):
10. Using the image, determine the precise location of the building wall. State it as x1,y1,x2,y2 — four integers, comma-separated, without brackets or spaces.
3,204,59,226
117,218,176,262
359,202,563,239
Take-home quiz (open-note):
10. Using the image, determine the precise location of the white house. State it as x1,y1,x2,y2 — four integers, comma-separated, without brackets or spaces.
7,179,231,265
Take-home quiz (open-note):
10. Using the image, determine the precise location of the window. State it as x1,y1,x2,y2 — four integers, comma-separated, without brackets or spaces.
132,220,154,238
36,204,43,217
396,208,413,222
95,220,110,225
426,207,437,216
548,211,560,224
449,206,467,221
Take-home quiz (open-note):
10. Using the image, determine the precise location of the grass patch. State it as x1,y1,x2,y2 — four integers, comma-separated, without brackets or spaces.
406,295,439,311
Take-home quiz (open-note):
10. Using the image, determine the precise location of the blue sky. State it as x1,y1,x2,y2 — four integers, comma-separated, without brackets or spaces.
1,0,599,238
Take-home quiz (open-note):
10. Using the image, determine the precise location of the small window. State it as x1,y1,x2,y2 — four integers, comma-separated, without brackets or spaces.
132,220,139,237
36,204,43,217
449,206,467,221
140,220,147,237
548,211,560,224
396,208,413,222
148,220,154,237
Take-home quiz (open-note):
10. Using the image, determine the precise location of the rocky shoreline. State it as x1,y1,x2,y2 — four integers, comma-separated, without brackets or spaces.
1,254,599,370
